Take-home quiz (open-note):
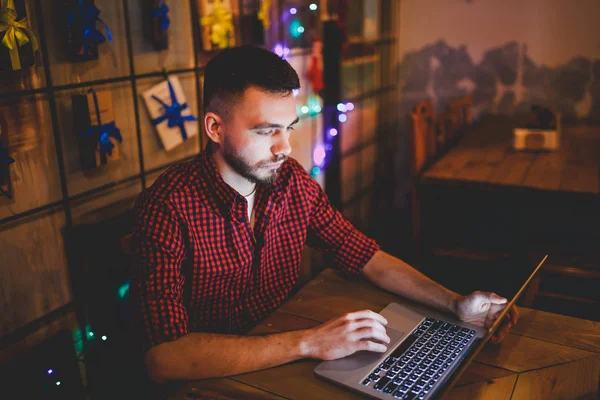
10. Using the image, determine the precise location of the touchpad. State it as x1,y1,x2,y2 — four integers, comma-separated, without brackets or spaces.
314,327,406,381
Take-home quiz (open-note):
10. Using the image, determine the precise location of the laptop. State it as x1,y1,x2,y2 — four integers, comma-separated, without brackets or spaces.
314,254,548,400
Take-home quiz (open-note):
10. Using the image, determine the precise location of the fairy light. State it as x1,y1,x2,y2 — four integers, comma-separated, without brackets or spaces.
290,7,297,14
301,106,309,114
329,128,338,137
313,145,326,166
337,103,347,112
47,369,53,375
309,3,318,11
346,102,355,111
338,114,347,123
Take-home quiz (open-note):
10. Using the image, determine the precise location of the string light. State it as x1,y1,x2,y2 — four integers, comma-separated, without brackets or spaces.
329,128,338,137
47,369,53,375
337,103,347,112
290,19,304,38
338,114,347,123
101,335,107,341
290,7,297,15
309,3,318,11
301,106,309,114
56,381,61,386
313,145,326,166
346,102,355,111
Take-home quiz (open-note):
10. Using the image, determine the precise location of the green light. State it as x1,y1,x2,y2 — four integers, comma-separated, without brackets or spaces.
301,106,309,114
118,281,130,299
309,3,318,11
56,381,61,386
311,167,321,175
290,19,304,38
312,105,322,113
88,331,94,338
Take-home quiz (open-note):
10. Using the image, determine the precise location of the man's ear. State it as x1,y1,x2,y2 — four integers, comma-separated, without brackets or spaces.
204,112,223,144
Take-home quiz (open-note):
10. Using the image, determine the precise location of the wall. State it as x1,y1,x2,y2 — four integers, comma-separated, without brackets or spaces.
397,0,600,121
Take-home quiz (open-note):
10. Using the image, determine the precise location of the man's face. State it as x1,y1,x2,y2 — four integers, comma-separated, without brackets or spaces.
220,86,298,184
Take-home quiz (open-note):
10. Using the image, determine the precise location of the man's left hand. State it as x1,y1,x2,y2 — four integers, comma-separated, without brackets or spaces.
455,291,519,343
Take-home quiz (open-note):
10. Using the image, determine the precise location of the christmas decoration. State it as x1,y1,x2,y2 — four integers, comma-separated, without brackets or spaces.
0,0,38,71
142,75,198,151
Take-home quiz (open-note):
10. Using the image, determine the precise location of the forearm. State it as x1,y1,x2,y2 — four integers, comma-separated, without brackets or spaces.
363,251,462,315
145,330,307,383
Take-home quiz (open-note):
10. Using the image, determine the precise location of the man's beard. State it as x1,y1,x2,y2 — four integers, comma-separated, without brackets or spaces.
222,136,287,185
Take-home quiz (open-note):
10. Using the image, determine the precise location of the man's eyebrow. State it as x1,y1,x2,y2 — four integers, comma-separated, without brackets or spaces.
250,117,300,130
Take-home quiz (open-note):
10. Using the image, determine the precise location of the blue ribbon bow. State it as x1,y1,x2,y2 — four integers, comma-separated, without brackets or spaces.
151,79,196,141
82,88,122,165
0,142,15,176
152,1,170,31
74,1,112,57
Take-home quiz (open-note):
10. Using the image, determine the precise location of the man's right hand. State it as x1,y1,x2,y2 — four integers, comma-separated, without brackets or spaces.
299,310,390,360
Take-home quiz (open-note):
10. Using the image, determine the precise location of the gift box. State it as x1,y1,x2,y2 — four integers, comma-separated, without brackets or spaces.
62,0,112,62
198,0,237,51
0,0,38,71
141,76,198,151
145,0,169,50
72,89,122,170
513,106,561,152
0,119,14,198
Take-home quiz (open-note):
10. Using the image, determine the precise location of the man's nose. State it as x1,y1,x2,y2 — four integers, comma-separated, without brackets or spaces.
272,131,292,157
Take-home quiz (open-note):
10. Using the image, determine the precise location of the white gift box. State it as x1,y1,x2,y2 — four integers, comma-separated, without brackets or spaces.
142,77,198,151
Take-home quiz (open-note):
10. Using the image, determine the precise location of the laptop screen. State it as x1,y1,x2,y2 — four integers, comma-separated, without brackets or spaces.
474,253,548,338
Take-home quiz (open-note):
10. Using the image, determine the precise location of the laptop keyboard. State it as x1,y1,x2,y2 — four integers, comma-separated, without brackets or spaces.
361,317,477,399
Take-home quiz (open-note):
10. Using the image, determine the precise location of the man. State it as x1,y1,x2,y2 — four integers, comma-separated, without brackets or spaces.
130,45,517,384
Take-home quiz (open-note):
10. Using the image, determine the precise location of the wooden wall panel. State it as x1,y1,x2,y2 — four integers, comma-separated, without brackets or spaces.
40,0,130,87
341,107,361,154
360,143,376,191
0,210,70,336
70,180,142,226
128,0,195,75
54,82,140,196
0,95,62,219
0,312,78,366
341,152,359,203
361,97,379,143
137,72,201,171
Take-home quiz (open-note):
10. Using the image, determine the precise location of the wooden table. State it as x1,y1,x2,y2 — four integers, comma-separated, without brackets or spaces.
421,116,600,194
166,268,600,400
414,116,600,319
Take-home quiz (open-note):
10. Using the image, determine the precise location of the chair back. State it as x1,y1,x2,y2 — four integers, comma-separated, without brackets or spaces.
407,100,437,176
446,96,472,143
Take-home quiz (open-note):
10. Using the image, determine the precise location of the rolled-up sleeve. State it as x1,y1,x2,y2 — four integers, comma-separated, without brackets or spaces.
129,193,189,352
304,174,380,276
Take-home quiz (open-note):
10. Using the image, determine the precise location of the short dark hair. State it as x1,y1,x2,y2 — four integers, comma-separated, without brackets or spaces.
203,45,300,116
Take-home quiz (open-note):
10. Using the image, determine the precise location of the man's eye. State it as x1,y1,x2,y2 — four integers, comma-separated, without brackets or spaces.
257,130,274,136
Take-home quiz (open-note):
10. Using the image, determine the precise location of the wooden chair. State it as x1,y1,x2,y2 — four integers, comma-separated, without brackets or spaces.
406,100,438,262
443,96,473,147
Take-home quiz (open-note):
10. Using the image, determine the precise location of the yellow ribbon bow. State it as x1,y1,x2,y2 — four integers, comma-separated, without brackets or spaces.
200,0,235,49
258,0,270,31
0,0,39,70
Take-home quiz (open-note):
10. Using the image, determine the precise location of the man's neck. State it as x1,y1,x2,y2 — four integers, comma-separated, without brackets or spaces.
211,151,256,197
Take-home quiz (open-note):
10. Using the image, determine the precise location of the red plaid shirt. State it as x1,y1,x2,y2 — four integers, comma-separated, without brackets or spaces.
130,149,380,351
